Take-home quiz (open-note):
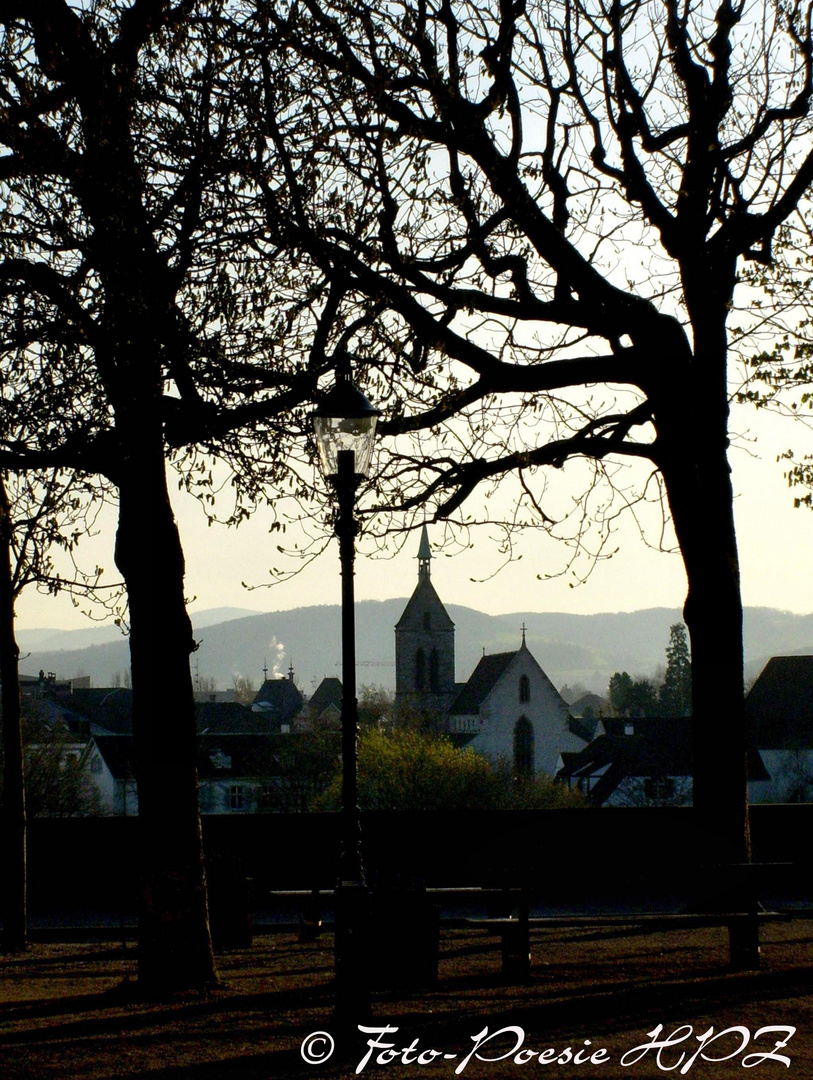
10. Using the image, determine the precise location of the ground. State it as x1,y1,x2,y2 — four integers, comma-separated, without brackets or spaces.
0,922,810,1079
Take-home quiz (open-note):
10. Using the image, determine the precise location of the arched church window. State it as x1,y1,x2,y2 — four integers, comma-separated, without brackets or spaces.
519,674,530,703
514,716,534,776
429,647,440,692
415,648,426,690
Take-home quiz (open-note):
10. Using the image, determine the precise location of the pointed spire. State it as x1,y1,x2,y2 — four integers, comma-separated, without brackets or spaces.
417,524,431,580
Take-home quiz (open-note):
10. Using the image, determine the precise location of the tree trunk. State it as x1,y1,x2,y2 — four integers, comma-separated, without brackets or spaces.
668,269,751,866
0,474,27,953
114,431,217,994
659,401,750,866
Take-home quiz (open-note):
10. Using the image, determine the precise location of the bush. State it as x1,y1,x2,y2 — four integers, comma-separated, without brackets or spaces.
315,728,583,811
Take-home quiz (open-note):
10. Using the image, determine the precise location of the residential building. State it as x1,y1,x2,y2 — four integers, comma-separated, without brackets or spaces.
251,664,303,732
91,733,299,815
558,717,695,805
746,654,813,803
557,717,768,806
305,677,343,728
91,735,138,815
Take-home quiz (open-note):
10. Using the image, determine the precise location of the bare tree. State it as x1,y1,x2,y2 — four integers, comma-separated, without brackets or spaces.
232,674,256,706
9,703,103,820
2,0,809,979
256,0,813,864
0,0,338,991
0,468,115,952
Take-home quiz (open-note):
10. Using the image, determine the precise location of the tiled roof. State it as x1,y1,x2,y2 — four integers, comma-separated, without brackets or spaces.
448,651,517,715
568,715,599,743
93,735,137,780
70,688,133,735
308,677,343,715
745,655,813,749
557,717,768,803
570,692,609,718
196,701,269,734
93,733,310,780
395,577,455,632
251,678,303,722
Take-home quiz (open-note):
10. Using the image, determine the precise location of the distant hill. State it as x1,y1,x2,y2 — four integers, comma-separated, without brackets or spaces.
16,606,256,656
19,602,813,697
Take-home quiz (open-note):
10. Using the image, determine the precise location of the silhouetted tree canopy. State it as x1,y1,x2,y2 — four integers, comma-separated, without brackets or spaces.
254,0,813,860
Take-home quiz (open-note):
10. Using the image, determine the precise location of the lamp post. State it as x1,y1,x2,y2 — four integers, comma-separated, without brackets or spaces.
313,364,380,1024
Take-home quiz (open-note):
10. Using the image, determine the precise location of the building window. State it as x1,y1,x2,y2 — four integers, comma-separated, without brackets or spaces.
415,648,426,690
429,647,440,692
230,785,245,810
644,777,675,802
258,784,275,811
514,716,534,776
423,611,431,630
519,674,530,703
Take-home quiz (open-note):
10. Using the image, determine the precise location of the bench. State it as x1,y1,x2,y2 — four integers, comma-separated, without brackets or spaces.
465,909,792,980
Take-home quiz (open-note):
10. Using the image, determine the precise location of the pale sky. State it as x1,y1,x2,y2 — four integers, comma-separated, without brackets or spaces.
13,404,812,631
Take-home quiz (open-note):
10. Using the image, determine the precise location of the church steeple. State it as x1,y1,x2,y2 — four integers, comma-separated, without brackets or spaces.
395,524,455,704
417,524,431,581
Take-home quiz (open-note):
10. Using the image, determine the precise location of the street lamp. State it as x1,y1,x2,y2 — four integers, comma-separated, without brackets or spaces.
312,363,380,1023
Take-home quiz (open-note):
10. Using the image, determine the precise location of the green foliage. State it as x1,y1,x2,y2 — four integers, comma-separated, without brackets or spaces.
262,731,340,812
737,211,813,512
608,672,634,715
315,727,583,812
778,450,813,510
660,623,692,716
357,685,396,729
494,763,588,810
316,728,498,811
609,623,692,717
608,671,659,718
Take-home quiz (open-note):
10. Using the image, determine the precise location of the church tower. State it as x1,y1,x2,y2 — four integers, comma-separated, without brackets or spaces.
395,526,456,710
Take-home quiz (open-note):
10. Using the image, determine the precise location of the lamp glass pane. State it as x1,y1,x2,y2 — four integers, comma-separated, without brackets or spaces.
314,414,378,478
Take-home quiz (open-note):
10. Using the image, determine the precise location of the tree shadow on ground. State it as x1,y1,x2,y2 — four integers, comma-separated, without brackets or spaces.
0,928,810,1080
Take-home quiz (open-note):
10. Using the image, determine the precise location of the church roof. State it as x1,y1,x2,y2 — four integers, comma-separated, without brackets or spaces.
395,525,455,632
448,650,517,714
417,524,432,561
395,576,455,632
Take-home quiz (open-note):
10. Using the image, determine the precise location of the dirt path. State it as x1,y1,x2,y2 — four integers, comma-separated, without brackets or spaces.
0,922,810,1079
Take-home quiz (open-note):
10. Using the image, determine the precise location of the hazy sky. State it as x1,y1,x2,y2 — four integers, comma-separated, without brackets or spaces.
14,404,812,632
